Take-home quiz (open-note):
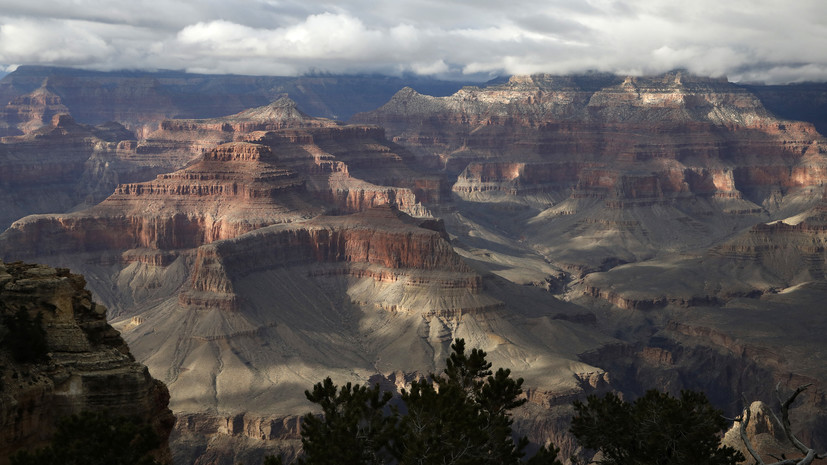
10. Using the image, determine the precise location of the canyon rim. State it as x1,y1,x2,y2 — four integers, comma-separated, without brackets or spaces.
1,67,826,463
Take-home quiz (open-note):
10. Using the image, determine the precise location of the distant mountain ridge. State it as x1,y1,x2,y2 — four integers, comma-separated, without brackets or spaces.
2,67,827,464
0,66,473,132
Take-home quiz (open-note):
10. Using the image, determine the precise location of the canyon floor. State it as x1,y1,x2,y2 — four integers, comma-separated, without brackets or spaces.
1,68,826,464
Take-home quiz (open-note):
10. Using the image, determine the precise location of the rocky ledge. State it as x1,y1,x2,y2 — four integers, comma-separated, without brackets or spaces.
0,261,174,463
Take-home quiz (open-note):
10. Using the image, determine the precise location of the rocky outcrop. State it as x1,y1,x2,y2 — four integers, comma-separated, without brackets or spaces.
355,71,827,272
0,261,174,463
722,401,823,463
0,96,436,234
0,84,69,136
182,206,483,315
3,69,827,464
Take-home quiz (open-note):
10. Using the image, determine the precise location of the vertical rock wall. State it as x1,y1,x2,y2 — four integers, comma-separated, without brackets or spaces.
0,261,174,464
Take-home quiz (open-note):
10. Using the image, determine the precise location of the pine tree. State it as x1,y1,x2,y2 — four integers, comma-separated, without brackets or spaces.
299,339,559,464
10,411,160,465
299,378,395,464
397,339,531,464
570,389,744,465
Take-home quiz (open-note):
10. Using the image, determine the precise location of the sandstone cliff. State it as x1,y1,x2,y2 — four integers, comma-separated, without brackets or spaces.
112,207,608,463
0,261,174,464
0,84,69,136
3,70,827,463
354,72,827,273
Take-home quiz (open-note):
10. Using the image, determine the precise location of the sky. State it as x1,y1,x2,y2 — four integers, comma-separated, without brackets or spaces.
0,0,825,83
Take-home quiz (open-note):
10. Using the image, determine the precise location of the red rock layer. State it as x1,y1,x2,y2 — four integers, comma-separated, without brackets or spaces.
0,141,317,258
182,206,476,312
354,73,827,208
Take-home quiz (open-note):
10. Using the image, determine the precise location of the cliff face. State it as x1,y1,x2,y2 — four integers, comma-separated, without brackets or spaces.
0,85,70,136
0,97,436,239
354,72,827,272
182,206,481,315
3,70,827,463
0,261,174,463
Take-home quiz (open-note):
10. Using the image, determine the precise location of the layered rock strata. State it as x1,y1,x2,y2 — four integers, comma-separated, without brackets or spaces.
3,71,827,463
0,98,441,267
0,261,174,464
0,114,139,230
181,206,484,315
0,140,319,260
0,84,69,136
580,190,827,311
354,72,827,271
113,207,608,463
0,110,204,231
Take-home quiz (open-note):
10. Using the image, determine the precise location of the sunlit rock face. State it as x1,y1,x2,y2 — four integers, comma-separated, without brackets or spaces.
0,98,610,463
352,71,827,456
354,72,827,273
0,261,174,465
3,70,827,463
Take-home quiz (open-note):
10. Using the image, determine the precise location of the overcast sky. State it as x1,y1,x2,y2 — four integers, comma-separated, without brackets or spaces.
0,0,825,83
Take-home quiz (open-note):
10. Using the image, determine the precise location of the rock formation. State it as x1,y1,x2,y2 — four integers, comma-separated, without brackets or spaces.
0,84,69,136
0,95,440,235
2,69,827,462
354,72,827,272
352,71,827,453
0,260,174,464
0,109,208,231
0,98,439,264
0,66,469,130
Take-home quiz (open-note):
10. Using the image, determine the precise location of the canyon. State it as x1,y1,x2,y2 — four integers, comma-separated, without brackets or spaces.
0,260,174,464
1,67,826,463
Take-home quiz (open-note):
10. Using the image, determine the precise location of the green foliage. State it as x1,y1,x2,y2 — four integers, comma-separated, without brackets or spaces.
397,339,531,465
570,389,744,465
10,410,161,465
1,308,48,363
300,339,554,465
299,378,395,464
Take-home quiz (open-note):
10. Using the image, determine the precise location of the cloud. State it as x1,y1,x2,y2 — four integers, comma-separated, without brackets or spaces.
0,18,114,65
0,0,824,83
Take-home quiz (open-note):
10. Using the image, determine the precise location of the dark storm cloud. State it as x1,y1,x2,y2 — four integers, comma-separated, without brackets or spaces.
0,0,824,83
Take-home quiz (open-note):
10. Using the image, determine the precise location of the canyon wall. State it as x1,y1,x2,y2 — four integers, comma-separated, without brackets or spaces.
0,261,174,464
2,70,827,463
